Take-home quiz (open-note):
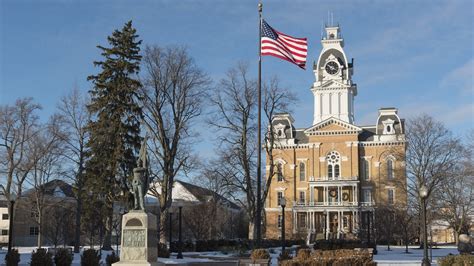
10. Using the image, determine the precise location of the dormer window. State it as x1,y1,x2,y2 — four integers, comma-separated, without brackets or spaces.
53,186,66,198
274,123,286,139
382,119,395,135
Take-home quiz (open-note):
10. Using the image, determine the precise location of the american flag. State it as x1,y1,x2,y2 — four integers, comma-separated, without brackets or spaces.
261,19,308,69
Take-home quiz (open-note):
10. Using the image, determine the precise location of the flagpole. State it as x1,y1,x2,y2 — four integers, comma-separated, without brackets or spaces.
256,0,263,246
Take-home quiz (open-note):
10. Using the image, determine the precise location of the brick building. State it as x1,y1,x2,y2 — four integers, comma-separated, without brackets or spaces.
265,24,407,241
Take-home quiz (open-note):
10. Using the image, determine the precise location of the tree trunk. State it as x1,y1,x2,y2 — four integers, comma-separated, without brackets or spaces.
74,193,82,253
38,213,42,248
102,209,113,250
248,221,255,240
159,208,168,244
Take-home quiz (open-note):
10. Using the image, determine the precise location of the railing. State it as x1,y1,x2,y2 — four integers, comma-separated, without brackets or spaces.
309,176,358,182
293,201,359,207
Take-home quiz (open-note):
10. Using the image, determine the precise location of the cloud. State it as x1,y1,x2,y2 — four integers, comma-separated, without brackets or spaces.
399,102,474,128
439,58,474,94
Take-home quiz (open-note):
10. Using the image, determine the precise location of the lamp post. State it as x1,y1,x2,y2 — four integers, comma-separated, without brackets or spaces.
7,193,17,253
169,211,173,251
177,202,183,259
280,197,286,254
419,185,430,266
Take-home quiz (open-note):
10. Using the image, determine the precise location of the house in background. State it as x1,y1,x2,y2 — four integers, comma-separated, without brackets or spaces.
145,180,245,240
12,179,76,247
0,193,9,246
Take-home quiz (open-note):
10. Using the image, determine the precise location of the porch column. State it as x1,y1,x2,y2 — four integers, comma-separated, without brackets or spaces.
310,186,314,204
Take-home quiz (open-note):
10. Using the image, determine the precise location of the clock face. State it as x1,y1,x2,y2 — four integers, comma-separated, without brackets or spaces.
325,61,339,75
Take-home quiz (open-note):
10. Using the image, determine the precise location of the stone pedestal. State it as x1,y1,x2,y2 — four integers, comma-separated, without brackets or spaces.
114,211,158,266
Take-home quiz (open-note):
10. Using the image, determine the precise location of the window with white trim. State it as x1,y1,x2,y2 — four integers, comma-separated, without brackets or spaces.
278,215,282,228
299,162,305,181
299,191,305,204
387,189,394,204
326,151,341,179
363,189,372,203
297,213,307,228
387,159,394,180
29,226,39,236
277,163,283,182
277,191,283,206
361,159,370,181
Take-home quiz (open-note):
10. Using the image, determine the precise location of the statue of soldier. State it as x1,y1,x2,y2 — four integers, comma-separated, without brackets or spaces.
131,136,149,211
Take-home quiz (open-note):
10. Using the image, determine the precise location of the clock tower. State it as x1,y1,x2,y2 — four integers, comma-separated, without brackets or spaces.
312,24,357,125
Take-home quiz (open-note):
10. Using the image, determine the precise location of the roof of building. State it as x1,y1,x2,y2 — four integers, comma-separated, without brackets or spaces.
176,180,240,210
23,179,75,198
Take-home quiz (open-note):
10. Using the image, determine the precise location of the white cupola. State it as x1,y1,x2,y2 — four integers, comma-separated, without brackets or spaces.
311,24,357,125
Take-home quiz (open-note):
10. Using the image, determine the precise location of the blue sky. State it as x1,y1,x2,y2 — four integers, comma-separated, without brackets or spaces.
1,0,473,159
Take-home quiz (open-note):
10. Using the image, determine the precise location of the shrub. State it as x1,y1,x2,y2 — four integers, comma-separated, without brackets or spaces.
30,248,53,266
5,248,20,266
296,248,311,260
158,243,170,258
250,248,270,261
54,248,73,266
313,239,375,251
81,249,100,266
105,251,119,266
280,249,375,266
438,254,474,266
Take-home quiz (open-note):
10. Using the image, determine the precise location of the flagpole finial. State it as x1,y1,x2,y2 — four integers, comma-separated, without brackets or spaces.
258,2,262,13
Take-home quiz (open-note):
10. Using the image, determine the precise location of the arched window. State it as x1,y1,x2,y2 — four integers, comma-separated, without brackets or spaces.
277,163,283,182
299,162,305,181
387,159,394,180
326,151,341,180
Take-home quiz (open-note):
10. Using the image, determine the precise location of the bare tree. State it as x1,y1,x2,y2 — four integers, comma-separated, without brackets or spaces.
436,131,474,244
0,98,41,204
27,115,66,247
208,63,257,238
262,77,296,234
43,200,75,248
403,114,463,244
56,87,90,252
140,45,210,243
208,63,295,239
395,205,417,253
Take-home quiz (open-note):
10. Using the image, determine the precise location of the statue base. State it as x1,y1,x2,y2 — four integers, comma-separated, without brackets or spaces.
113,211,158,265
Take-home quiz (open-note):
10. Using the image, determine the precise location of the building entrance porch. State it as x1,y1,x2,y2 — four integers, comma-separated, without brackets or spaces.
294,210,360,240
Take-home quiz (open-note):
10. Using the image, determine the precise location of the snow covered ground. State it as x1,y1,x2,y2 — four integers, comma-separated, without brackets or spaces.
0,245,460,265
373,245,459,266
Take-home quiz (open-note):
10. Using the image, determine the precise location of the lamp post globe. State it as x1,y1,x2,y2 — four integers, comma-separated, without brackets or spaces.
420,185,428,199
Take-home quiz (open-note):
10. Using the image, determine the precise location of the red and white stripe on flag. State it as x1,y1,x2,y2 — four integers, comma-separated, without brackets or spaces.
261,20,308,69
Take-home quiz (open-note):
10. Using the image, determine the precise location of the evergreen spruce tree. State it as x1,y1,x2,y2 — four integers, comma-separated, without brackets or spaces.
84,21,142,250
